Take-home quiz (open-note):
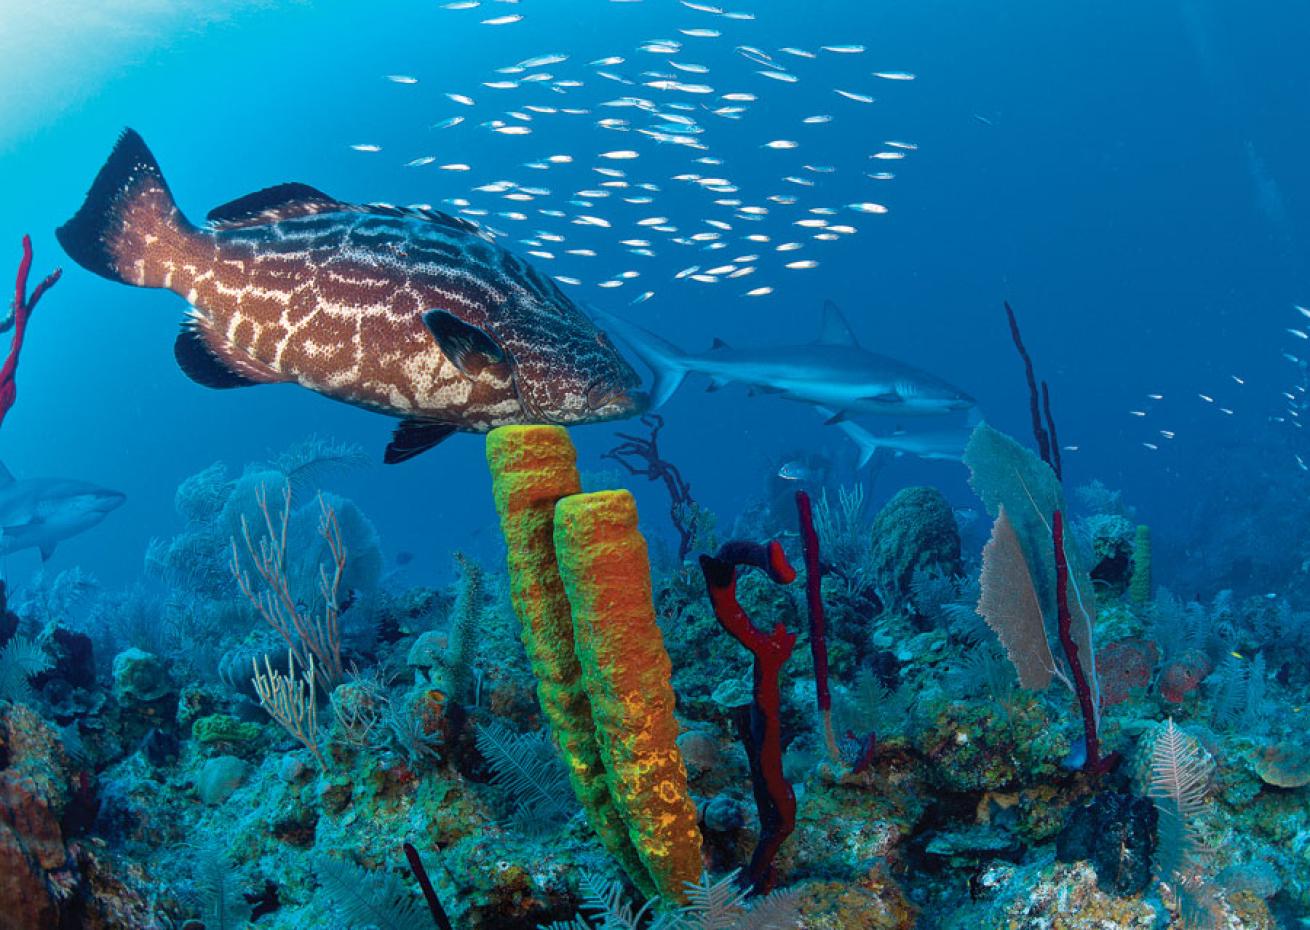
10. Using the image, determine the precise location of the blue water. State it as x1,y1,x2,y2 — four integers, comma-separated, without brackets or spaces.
2,1,1306,590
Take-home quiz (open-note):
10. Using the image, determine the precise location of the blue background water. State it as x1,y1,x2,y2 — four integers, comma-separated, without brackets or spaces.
0,0,1306,590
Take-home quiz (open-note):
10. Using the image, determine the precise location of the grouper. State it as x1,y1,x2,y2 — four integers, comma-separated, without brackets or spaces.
56,129,647,463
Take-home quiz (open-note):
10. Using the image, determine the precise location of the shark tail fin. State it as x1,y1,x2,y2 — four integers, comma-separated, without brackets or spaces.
56,128,198,288
817,407,882,468
590,307,689,408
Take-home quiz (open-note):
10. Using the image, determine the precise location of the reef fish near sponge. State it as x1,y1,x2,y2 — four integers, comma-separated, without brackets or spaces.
55,129,646,463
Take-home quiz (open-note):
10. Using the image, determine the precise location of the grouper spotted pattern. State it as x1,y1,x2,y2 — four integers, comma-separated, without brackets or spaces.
56,129,646,462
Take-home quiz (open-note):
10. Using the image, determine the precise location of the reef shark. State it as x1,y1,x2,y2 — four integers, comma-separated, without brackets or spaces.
0,463,125,562
594,300,975,420
817,406,978,465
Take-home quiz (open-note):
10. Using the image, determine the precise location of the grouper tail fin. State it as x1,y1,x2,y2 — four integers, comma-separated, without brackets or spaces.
56,128,198,288
589,307,689,408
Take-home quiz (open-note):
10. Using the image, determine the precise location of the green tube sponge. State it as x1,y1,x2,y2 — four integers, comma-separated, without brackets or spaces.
1130,524,1151,605
553,490,703,902
485,427,653,898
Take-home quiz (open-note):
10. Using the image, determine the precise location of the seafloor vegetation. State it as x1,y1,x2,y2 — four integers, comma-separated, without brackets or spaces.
2,401,1308,930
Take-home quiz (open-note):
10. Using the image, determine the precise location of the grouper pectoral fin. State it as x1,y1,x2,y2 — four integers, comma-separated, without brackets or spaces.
422,309,508,379
174,327,263,389
384,418,458,465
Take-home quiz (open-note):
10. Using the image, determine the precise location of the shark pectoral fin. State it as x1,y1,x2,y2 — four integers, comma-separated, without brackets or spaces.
0,462,13,486
423,309,507,379
709,337,732,351
174,327,264,389
824,409,850,425
39,541,56,562
705,377,729,392
384,418,458,465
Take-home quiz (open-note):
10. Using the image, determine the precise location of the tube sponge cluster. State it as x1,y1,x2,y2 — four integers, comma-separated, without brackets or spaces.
486,426,701,902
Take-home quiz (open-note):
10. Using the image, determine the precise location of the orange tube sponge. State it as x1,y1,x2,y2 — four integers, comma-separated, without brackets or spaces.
485,427,653,897
554,490,703,902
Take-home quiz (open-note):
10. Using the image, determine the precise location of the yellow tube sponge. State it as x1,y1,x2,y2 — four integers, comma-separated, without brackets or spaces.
553,490,703,902
485,427,653,897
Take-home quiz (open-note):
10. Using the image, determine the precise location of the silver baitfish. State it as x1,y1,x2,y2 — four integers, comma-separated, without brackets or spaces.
56,129,647,463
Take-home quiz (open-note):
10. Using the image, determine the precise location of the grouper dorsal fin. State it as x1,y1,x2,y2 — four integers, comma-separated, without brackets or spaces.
207,183,488,239
817,299,861,348
206,182,347,229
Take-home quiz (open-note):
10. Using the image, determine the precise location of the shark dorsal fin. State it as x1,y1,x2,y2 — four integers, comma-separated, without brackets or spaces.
0,462,13,487
709,337,731,351
817,300,860,348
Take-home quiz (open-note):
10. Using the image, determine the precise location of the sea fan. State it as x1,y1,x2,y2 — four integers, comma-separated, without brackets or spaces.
268,435,369,503
194,843,252,930
539,870,801,930
475,721,577,832
977,506,1055,690
1147,719,1212,886
0,635,53,704
316,855,426,930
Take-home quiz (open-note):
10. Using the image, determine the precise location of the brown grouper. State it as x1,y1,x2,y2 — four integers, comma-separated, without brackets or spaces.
56,129,647,462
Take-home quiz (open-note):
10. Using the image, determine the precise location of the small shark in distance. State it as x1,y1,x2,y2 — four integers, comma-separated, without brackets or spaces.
0,463,125,562
816,406,979,466
594,300,975,421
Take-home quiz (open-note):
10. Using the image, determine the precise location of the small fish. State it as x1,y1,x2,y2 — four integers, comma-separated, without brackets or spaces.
803,114,833,124
778,461,817,481
601,150,640,159
680,27,721,37
1147,393,1163,400
835,89,874,103
1199,393,1215,403
1231,375,1245,384
764,140,798,149
823,44,865,54
441,163,471,171
1160,430,1175,439
786,259,818,269
745,286,773,296
1288,328,1308,339
482,13,523,25
432,116,465,130
405,156,437,167
386,74,419,84
447,92,476,106
1296,305,1310,319
848,202,888,214
758,70,798,83
872,70,915,81
1129,410,1147,417
442,0,478,8
1143,442,1159,450
350,143,382,152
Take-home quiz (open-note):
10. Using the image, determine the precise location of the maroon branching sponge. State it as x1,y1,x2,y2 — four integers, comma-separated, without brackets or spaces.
1053,510,1117,774
2,236,61,430
403,842,453,930
700,541,798,894
1004,301,1062,481
794,490,841,764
